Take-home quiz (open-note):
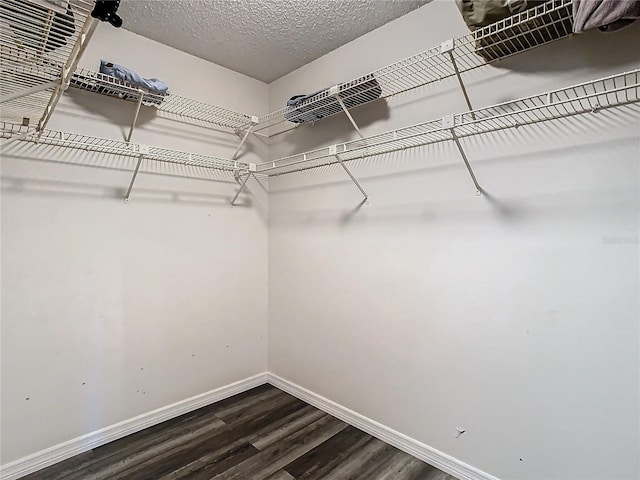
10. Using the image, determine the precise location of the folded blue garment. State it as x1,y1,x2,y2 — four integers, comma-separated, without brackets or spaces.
100,60,169,95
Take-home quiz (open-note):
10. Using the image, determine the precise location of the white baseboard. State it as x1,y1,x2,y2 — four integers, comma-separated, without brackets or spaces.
267,373,499,480
0,373,268,480
2,372,496,480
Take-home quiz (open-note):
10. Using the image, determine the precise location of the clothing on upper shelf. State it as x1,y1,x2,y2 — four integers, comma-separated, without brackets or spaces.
99,60,169,95
572,0,640,33
455,0,547,30
284,74,382,124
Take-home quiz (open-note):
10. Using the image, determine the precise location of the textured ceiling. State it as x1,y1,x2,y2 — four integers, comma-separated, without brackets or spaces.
119,0,430,83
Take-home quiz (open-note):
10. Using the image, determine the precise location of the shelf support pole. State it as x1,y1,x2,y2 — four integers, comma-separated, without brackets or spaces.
449,127,482,196
126,90,145,143
441,39,474,115
124,145,148,203
334,92,365,139
449,52,474,113
231,171,253,206
333,150,369,203
232,116,259,160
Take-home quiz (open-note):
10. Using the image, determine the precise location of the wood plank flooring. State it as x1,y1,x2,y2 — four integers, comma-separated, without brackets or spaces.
22,384,459,480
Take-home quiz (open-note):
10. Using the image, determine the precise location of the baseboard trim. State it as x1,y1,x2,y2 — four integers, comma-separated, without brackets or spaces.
1,373,268,480
267,373,498,480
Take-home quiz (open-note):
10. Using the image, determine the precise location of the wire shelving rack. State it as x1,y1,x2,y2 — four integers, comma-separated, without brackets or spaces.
256,70,640,179
255,0,574,136
1,0,97,131
69,67,255,131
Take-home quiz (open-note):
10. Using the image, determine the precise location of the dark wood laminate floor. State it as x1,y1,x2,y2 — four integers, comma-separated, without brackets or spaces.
22,384,459,480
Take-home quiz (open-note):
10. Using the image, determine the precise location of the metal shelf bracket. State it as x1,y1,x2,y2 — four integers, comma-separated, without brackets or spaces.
331,146,369,203
231,167,257,206
124,144,149,203
232,116,260,160
443,116,482,196
126,90,146,143
441,38,474,114
333,91,365,140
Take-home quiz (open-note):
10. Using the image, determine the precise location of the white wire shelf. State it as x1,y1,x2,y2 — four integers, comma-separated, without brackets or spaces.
256,69,640,176
69,67,255,131
255,0,574,136
1,0,96,128
0,121,254,172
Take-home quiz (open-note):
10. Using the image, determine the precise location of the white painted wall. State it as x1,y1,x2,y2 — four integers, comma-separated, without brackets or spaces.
268,3,640,479
1,25,269,464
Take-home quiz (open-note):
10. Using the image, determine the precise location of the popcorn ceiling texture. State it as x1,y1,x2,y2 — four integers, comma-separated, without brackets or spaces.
119,0,430,83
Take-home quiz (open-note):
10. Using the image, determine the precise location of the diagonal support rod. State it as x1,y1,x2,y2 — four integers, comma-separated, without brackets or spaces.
126,90,145,143
448,52,475,116
231,171,253,206
124,155,144,203
334,154,369,203
450,129,482,195
232,125,254,160
335,95,365,139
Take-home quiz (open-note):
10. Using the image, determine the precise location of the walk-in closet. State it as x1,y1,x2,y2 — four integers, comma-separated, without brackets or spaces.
1,1,639,479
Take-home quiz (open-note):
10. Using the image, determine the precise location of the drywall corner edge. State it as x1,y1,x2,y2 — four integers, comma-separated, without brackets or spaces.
0,373,268,480
266,373,499,480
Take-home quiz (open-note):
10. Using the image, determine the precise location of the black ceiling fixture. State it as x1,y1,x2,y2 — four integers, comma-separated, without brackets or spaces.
91,0,123,28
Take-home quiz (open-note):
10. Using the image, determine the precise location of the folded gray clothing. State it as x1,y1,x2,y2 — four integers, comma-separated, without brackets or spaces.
100,60,169,94
284,74,382,124
573,0,640,33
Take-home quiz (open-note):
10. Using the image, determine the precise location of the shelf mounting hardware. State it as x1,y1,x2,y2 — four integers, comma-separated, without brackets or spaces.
124,144,149,203
441,39,475,115
443,116,482,196
232,116,259,160
330,145,369,203
126,90,146,143
331,86,365,139
231,163,258,206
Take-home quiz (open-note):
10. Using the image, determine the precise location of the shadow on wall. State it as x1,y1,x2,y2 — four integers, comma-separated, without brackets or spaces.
1,175,240,206
267,108,639,225
63,89,262,159
2,141,235,183
270,97,392,154
0,141,260,207
65,88,158,132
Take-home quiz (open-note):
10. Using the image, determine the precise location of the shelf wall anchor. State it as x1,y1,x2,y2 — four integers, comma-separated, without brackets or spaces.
332,148,369,204
126,90,146,143
124,145,149,203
